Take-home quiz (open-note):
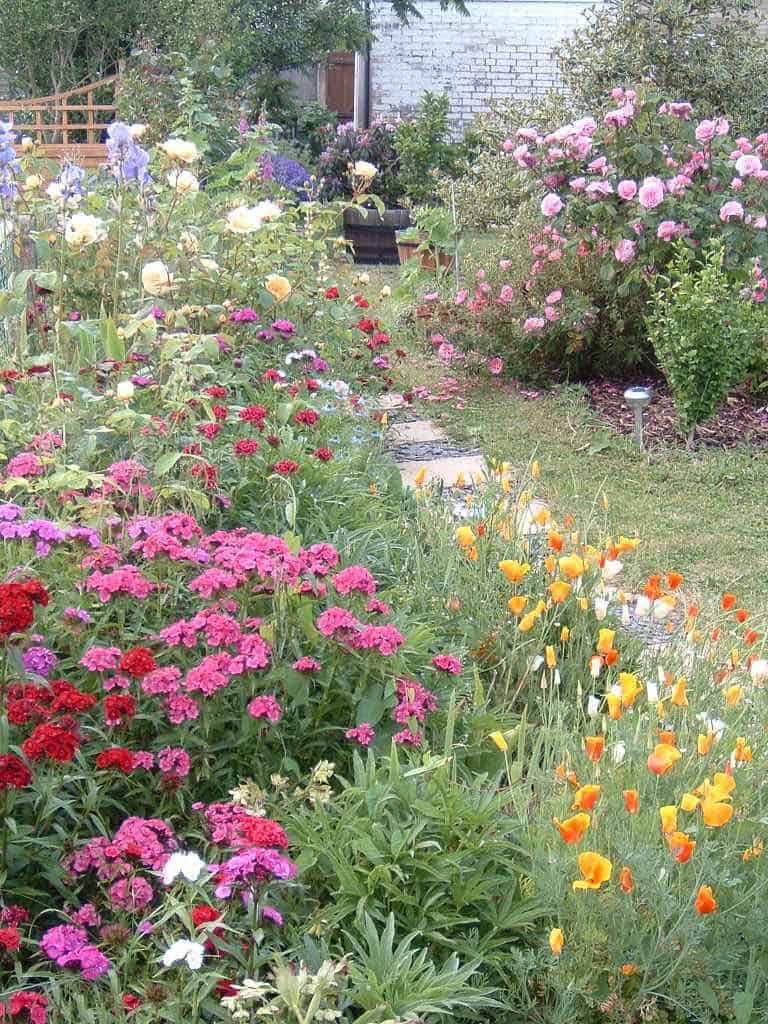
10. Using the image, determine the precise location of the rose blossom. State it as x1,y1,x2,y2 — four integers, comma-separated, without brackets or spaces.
638,176,665,209
614,239,636,263
540,193,563,217
617,179,638,200
720,200,744,222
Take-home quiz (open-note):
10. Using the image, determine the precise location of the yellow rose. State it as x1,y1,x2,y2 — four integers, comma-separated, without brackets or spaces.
265,275,291,302
226,205,263,234
64,213,106,248
353,160,377,180
167,169,199,194
159,138,199,163
141,260,173,296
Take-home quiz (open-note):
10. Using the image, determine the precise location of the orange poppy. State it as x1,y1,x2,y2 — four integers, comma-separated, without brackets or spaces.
572,784,602,811
559,554,584,579
697,733,714,756
670,677,688,707
499,559,530,583
619,866,634,893
734,737,753,763
572,851,612,891
644,575,663,600
584,736,605,762
701,800,733,828
721,593,737,611
554,812,591,844
507,595,528,616
560,626,571,643
668,831,696,863
735,608,748,623
548,531,564,552
549,580,572,604
623,789,639,814
658,730,676,746
606,693,622,720
603,648,619,666
744,629,760,645
743,840,764,862
667,572,683,590
695,885,717,915
622,964,637,976
647,743,682,776
596,628,615,655
455,526,475,548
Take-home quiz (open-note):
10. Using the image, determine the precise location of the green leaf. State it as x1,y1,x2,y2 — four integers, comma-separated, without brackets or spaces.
697,981,720,1015
101,316,125,361
155,452,183,476
356,684,386,727
733,990,754,1024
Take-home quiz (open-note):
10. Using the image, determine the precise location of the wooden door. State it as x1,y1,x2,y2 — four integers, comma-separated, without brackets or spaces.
325,52,355,122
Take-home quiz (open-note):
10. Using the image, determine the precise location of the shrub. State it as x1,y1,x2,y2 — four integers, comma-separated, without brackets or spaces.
393,92,459,205
646,243,762,442
318,119,403,206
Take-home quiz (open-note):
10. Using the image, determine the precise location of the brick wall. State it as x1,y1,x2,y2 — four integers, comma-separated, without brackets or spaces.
369,0,595,135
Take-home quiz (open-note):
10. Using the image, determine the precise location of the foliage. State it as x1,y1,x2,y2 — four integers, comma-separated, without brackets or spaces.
393,93,458,205
296,103,338,160
319,120,403,207
555,0,768,136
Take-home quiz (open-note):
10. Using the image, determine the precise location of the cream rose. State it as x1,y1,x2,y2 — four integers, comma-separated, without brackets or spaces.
159,138,200,163
265,274,291,302
167,169,199,194
20,136,34,152
226,205,263,234
23,174,42,191
352,160,377,180
64,213,106,248
252,199,282,222
199,257,220,275
116,380,135,401
141,260,174,295
129,123,147,140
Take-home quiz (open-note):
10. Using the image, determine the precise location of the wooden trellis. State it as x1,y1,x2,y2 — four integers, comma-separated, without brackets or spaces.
0,77,118,167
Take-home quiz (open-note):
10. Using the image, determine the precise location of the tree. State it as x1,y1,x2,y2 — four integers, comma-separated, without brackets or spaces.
555,0,768,134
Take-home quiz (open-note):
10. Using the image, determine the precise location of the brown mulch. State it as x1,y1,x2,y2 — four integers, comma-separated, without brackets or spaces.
584,377,768,449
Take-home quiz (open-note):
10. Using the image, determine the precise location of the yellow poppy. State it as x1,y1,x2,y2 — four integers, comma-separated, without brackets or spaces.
413,466,426,487
455,526,475,548
596,629,615,655
659,805,677,835
680,793,699,813
548,927,564,956
545,645,557,669
701,800,733,827
507,595,528,616
549,580,572,604
489,731,508,752
697,733,714,756
725,685,743,707
572,851,612,891
734,737,753,762
559,554,585,579
499,559,531,583
618,672,642,706
670,677,688,707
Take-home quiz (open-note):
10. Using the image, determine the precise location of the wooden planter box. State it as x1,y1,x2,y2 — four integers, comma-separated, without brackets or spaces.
343,207,410,265
396,233,455,270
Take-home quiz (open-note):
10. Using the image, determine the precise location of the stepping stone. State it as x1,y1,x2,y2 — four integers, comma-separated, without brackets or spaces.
399,453,487,488
378,393,406,410
387,419,448,445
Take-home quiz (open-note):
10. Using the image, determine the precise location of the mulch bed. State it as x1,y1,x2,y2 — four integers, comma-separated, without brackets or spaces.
584,377,768,449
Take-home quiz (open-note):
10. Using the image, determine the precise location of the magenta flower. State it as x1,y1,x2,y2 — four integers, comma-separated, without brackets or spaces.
345,723,376,746
247,694,282,723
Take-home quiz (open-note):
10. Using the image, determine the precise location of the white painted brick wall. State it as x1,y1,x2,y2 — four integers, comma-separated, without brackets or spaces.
369,0,595,135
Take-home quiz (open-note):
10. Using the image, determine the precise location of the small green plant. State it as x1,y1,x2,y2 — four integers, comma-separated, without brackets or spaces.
394,92,458,205
645,242,761,444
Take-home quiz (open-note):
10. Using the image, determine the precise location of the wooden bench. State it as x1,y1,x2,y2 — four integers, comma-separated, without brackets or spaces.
0,77,118,167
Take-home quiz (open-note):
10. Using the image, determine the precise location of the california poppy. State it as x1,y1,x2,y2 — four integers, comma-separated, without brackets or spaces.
670,678,688,707
507,595,528,616
618,672,642,706
623,789,639,814
413,466,426,487
659,805,677,835
596,628,615,655
499,559,530,583
606,693,622,720
548,531,564,552
668,831,696,864
558,554,584,579
489,731,508,752
734,737,752,763
584,736,605,762
549,580,572,604
572,784,601,811
548,927,564,955
725,685,743,707
455,526,475,548
720,593,737,611
554,812,590,844
572,851,612,891
701,800,733,827
697,733,714,756
735,608,748,623
667,572,683,590
619,866,634,893
695,885,717,914
647,743,682,776
545,645,557,669
743,840,764,862
680,793,699,812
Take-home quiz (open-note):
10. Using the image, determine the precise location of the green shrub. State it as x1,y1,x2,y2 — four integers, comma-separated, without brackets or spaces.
393,92,459,205
646,243,761,443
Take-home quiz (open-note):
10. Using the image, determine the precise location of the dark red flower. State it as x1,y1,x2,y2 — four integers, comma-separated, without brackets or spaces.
95,748,135,773
266,434,281,448
233,439,260,456
211,405,228,421
304,378,320,392
7,990,48,1022
0,754,32,790
103,694,137,728
356,317,377,333
239,404,267,424
122,994,141,1012
191,904,222,928
49,681,97,714
272,460,299,475
0,927,21,953
198,422,221,440
21,723,79,763
236,817,289,849
293,409,319,426
313,447,333,462
118,647,157,678
324,286,339,299
204,386,228,399
261,369,282,382
0,579,49,639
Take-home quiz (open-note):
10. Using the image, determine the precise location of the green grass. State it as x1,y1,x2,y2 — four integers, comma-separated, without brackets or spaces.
392,346,768,613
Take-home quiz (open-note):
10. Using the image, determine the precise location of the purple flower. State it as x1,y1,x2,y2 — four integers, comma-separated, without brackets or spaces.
22,645,58,677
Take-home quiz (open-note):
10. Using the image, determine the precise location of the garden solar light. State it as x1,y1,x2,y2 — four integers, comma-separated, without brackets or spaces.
623,386,653,447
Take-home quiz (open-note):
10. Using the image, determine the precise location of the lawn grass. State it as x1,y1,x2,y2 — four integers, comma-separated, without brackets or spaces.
391,344,768,613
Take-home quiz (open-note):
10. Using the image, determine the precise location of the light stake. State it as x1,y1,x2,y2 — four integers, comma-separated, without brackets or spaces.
623,386,653,447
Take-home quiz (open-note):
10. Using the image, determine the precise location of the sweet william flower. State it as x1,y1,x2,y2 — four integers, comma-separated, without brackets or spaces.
161,938,205,969
572,851,612,890
162,851,207,885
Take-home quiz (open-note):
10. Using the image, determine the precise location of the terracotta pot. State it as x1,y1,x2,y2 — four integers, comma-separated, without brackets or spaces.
343,206,410,264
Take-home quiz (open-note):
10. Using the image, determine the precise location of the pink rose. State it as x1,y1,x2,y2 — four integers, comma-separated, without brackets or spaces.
617,179,638,200
454,289,468,305
695,119,716,142
736,154,762,176
569,176,587,191
541,193,564,217
544,305,559,322
545,289,563,304
586,180,614,198
522,317,545,333
656,220,682,240
719,200,745,222
753,215,767,229
638,176,665,209
614,239,636,264
487,357,503,375
498,284,515,303
502,139,514,153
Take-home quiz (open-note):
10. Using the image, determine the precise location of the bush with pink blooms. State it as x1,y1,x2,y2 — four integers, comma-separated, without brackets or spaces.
421,86,768,383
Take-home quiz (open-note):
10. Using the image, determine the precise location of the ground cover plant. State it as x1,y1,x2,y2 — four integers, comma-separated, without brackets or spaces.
0,92,768,1024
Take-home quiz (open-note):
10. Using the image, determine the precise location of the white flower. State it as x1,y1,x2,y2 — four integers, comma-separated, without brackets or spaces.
226,205,263,234
696,712,725,740
352,160,377,180
161,939,205,970
159,138,199,163
612,741,626,764
380,285,392,298
20,136,34,152
129,123,147,140
23,174,42,191
635,594,652,617
646,681,659,703
357,272,370,285
593,597,609,621
652,597,675,620
141,260,173,296
162,850,207,886
179,230,199,253
116,380,135,402
602,559,623,580
252,199,282,222
750,658,768,684
64,212,106,248
198,257,220,275
586,694,601,716
167,169,199,194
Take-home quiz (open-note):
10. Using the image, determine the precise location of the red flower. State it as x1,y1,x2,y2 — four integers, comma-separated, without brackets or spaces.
103,694,137,728
118,647,157,678
234,438,261,456
313,447,333,462
95,747,135,773
211,404,228,421
236,817,289,849
122,994,141,1012
204,386,228,399
266,434,281,448
0,580,49,640
272,460,299,475
261,369,282,383
0,754,32,791
294,409,319,426
198,422,221,440
304,378,320,392
0,927,21,953
324,286,339,299
353,294,370,308
239,404,267,424
18,580,50,607
7,991,48,1023
21,722,79,763
356,317,377,333
50,681,97,714
191,904,222,928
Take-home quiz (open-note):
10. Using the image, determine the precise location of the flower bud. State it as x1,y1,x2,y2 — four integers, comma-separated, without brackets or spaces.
116,380,135,402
